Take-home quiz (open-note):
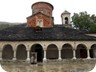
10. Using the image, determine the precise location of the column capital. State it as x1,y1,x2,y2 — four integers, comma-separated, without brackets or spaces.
43,48,47,51
58,48,62,51
13,49,16,51
73,48,76,50
13,46,17,51
26,48,30,51
87,48,90,50
26,45,30,51
26,45,31,51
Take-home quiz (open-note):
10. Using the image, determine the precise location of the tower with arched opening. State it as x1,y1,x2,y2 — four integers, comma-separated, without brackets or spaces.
61,10,72,28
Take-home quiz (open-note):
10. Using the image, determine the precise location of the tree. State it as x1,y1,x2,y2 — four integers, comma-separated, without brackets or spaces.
89,23,96,33
72,11,96,32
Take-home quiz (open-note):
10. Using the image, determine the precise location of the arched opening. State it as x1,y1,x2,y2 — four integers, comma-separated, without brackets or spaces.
16,44,27,60
65,17,68,24
2,44,13,60
30,44,44,62
61,44,73,59
47,44,58,59
90,44,96,58
76,44,87,58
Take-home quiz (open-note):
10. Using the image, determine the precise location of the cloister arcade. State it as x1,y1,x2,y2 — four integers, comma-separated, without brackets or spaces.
0,41,96,62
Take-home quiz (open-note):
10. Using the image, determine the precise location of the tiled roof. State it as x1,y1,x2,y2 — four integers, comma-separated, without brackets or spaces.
27,12,53,19
0,24,96,41
32,2,54,10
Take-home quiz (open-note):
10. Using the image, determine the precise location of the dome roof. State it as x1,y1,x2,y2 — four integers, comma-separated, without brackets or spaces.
61,10,70,15
32,2,54,10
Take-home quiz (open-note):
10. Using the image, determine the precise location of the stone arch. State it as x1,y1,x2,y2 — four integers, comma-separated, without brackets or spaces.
90,44,96,58
16,44,27,60
2,44,13,60
30,44,44,62
76,44,87,58
47,44,58,59
61,44,73,59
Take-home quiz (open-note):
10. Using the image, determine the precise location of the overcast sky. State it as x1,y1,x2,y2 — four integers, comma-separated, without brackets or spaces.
0,0,96,24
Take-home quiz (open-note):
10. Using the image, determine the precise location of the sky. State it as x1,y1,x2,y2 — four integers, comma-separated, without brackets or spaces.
0,0,96,24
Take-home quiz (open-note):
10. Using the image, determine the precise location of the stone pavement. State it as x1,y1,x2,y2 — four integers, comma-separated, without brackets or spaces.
0,59,96,72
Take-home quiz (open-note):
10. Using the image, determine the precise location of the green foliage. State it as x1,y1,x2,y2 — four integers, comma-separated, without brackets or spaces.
89,23,96,33
72,11,96,32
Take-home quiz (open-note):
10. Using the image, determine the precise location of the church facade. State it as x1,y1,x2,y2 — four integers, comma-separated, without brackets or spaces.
0,2,96,64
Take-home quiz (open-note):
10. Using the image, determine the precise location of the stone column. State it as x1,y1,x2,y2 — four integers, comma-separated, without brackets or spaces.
73,49,76,59
87,49,90,59
26,49,30,61
0,50,2,60
43,49,47,61
73,42,76,59
13,50,16,60
58,49,61,60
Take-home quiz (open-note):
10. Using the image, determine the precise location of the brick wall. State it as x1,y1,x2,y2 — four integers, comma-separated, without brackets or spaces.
27,13,53,27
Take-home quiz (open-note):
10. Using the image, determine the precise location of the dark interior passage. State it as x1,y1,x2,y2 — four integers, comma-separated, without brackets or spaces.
30,44,44,62
16,44,27,60
46,44,58,59
2,44,13,60
76,44,87,58
61,44,73,59
90,44,96,58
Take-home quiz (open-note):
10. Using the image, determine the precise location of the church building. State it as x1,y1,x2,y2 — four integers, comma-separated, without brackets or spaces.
0,2,96,64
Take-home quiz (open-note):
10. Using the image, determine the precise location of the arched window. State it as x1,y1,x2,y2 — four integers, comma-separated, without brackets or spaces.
47,44,58,59
65,17,68,24
2,44,13,60
61,44,73,59
16,44,27,60
76,44,87,58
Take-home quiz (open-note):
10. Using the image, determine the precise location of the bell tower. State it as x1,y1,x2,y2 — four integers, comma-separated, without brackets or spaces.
61,10,72,28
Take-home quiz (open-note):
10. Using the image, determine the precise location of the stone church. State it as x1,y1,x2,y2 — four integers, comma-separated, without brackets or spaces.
0,1,96,72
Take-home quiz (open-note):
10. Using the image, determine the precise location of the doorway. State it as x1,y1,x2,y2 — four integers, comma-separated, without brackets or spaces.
30,44,44,62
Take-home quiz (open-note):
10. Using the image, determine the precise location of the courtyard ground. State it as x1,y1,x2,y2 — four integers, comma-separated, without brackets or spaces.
1,59,96,72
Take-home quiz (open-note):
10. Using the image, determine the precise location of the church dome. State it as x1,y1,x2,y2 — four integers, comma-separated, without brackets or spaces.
32,2,54,16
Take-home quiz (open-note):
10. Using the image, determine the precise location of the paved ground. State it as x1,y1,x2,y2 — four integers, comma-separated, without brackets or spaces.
1,59,96,72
